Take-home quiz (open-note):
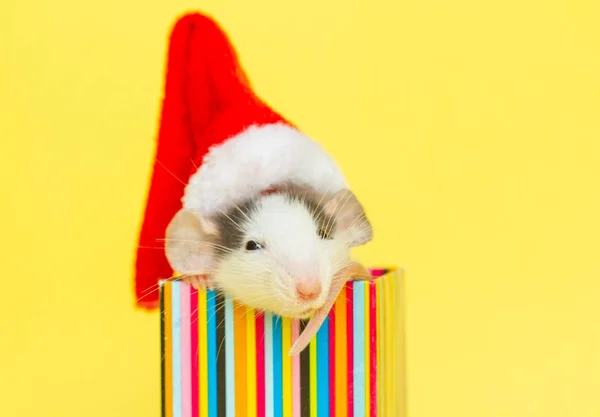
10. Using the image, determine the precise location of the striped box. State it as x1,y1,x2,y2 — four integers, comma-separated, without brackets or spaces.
160,267,405,417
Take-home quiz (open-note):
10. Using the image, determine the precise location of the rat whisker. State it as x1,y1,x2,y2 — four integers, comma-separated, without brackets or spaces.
137,273,188,302
342,223,372,246
158,237,229,249
139,281,165,295
155,158,188,186
216,208,246,234
217,331,227,360
320,190,346,233
325,190,354,234
346,211,367,231
158,238,234,254
205,299,230,326
138,271,216,304
228,199,254,225
310,189,334,222
137,245,170,251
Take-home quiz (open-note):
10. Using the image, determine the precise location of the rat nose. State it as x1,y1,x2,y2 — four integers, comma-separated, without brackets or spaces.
296,279,323,301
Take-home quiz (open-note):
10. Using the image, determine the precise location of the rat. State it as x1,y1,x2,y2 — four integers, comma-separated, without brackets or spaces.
164,184,373,319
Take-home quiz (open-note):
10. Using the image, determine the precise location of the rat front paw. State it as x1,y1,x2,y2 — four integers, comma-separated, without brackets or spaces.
181,274,214,291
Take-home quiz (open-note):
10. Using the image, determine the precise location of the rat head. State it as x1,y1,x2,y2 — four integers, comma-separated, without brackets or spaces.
165,187,372,318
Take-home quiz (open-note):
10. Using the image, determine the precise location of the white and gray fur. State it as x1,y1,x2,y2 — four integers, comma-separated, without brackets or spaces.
165,185,373,318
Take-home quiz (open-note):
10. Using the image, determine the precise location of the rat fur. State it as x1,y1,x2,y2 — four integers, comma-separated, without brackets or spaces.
165,185,372,318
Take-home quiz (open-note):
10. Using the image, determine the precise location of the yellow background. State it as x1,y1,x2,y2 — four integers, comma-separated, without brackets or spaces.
1,0,599,416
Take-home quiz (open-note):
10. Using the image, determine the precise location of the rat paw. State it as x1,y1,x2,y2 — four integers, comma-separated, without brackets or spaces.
181,274,214,291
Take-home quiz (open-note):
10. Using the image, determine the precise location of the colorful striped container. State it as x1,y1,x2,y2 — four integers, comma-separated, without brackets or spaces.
160,267,405,417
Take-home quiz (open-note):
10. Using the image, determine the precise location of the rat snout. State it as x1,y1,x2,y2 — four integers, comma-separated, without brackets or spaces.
295,278,323,302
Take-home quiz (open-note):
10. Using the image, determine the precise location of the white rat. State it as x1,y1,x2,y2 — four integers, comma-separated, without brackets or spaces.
165,185,373,319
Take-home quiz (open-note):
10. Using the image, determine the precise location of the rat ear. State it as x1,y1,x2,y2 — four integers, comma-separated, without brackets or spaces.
165,209,219,274
323,189,373,247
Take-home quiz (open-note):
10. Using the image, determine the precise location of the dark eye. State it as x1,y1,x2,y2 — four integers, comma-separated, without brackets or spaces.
245,240,263,251
318,227,333,240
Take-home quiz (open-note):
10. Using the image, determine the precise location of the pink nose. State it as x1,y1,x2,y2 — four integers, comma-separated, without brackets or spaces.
296,280,323,301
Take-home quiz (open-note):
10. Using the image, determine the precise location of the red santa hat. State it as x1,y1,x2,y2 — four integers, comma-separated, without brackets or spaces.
135,12,347,308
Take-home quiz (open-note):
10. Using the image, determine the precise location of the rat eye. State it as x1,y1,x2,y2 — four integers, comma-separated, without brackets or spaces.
245,240,263,251
318,227,333,240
